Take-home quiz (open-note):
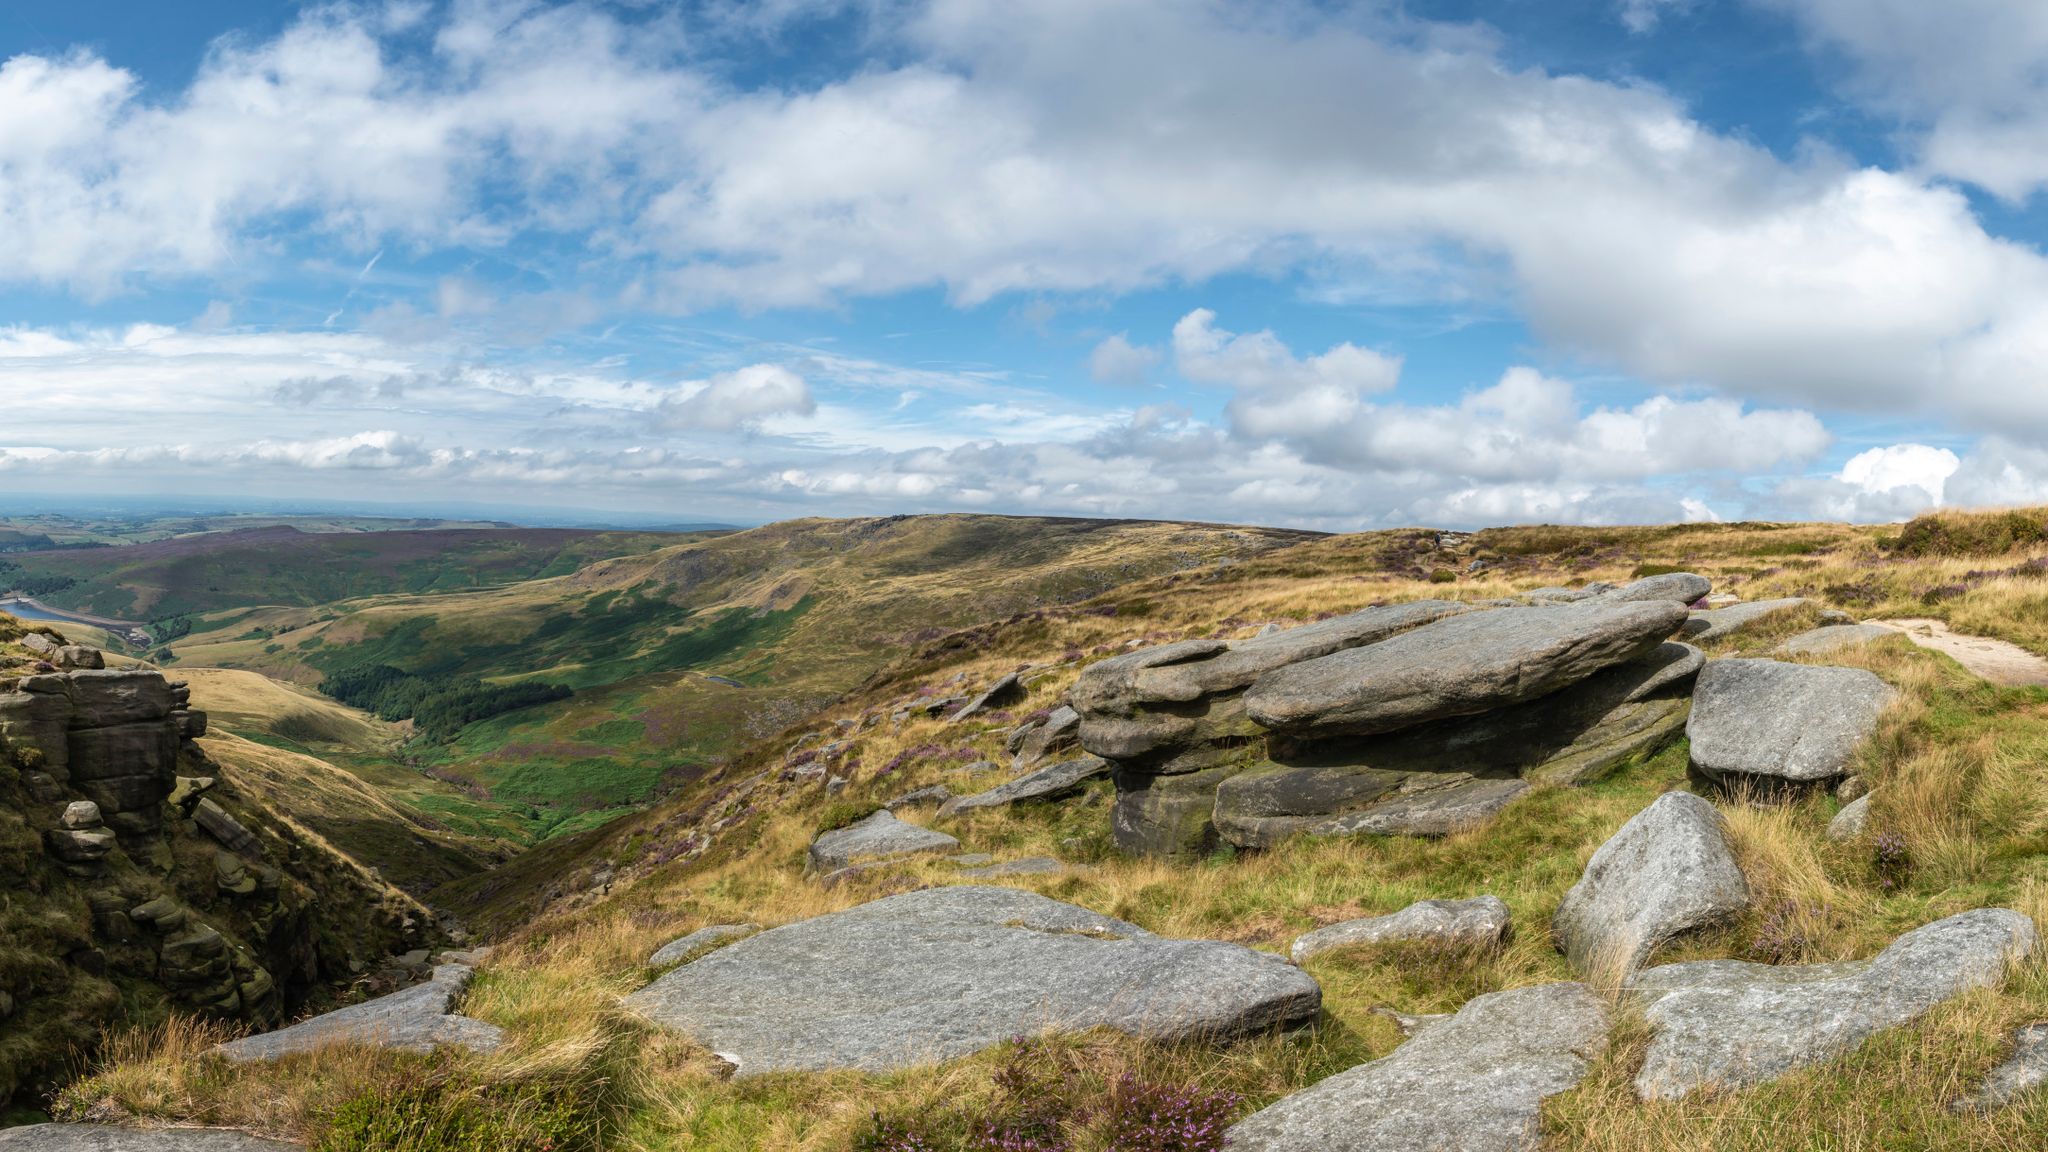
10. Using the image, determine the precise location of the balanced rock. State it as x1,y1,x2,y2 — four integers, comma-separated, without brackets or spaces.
622,886,1321,1074
1683,597,1809,643
807,810,959,873
1226,982,1609,1152
650,923,760,966
0,1128,296,1150
212,964,503,1062
1551,791,1749,979
937,755,1111,817
1687,659,1896,784
1773,623,1894,658
60,800,103,829
1953,1023,2048,1113
1292,895,1511,965
1632,908,2037,1100
1245,601,1688,737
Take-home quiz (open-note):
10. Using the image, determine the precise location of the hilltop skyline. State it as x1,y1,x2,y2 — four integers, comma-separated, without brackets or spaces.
5,0,2048,529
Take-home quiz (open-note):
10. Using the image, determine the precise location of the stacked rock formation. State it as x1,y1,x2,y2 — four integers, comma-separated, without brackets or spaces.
1072,575,1710,858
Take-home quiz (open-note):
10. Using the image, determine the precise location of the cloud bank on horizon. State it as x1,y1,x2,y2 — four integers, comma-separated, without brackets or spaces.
2,0,2046,529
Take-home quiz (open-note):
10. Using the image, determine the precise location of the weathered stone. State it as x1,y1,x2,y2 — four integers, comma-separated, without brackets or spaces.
1551,792,1749,979
1836,774,1869,803
177,709,210,740
63,670,179,727
44,826,117,864
1631,908,2037,1100
1596,573,1711,605
622,886,1321,1075
61,800,103,829
1226,982,1609,1152
1292,896,1511,965
1953,1023,2048,1113
216,852,257,895
213,964,502,1062
650,923,760,966
952,673,1027,722
807,810,959,873
1773,623,1894,657
1682,597,1810,643
0,1126,297,1150
67,722,178,782
1523,585,1610,603
957,856,1068,878
1245,601,1688,737
1011,705,1080,767
1111,762,1240,859
1687,659,1896,784
168,776,216,812
130,897,188,933
882,784,954,811
57,645,105,671
193,798,258,852
1826,793,1872,841
938,756,1111,817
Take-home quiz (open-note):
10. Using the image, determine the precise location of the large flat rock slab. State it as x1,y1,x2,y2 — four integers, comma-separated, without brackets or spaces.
807,810,960,873
1631,908,2037,1100
1551,791,1749,979
621,886,1321,1075
0,1128,295,1150
1292,895,1511,965
211,964,502,1063
1244,601,1687,738
1687,659,1896,784
1227,982,1609,1151
937,755,1110,817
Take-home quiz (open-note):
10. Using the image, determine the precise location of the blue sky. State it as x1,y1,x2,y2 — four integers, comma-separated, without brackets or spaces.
5,0,2048,529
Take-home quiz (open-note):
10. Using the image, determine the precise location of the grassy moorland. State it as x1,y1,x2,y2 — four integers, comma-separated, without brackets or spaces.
51,508,2048,1150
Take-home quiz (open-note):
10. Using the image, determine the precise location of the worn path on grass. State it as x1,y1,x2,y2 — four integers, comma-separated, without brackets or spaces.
1869,618,2048,687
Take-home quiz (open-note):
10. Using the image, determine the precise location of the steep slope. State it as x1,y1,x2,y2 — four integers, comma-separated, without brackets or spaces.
169,515,1316,829
2,524,700,621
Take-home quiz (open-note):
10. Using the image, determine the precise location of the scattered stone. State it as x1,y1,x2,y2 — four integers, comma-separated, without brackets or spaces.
1226,983,1609,1152
0,1127,296,1150
650,924,761,967
1595,573,1711,605
622,886,1321,1074
1245,601,1688,737
1551,791,1749,979
61,800,103,829
1291,895,1511,965
825,775,848,795
1010,705,1081,768
1523,585,1611,604
956,856,1068,878
1773,623,1895,658
1632,908,2038,1099
1687,659,1896,785
1682,597,1810,643
212,964,503,1062
44,826,117,867
1818,608,1857,625
883,784,954,811
215,852,258,895
952,673,1027,722
167,776,216,813
1827,793,1872,841
948,853,995,866
192,799,258,853
938,756,1111,817
1836,774,1870,803
1953,1023,2048,1113
58,645,105,671
807,810,960,874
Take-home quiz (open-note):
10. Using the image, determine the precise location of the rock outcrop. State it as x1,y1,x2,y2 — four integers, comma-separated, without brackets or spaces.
1292,895,1511,965
1683,598,1809,643
807,810,959,874
1773,623,1893,657
1687,659,1896,785
1631,908,2036,1100
936,755,1110,817
0,1128,295,1150
212,964,502,1063
1226,982,1609,1151
622,886,1321,1074
1551,792,1749,979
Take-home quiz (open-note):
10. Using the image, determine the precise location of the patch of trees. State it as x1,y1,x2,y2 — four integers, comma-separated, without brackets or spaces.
150,615,196,644
0,562,80,597
320,663,571,742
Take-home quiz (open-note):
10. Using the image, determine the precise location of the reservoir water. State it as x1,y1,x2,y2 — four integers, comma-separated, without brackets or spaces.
0,598,70,623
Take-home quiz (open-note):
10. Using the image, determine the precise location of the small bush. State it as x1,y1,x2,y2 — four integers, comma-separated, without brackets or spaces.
1426,569,1457,584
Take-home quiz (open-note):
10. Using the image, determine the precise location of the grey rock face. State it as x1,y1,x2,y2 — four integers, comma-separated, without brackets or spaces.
0,1127,296,1150
1245,601,1688,737
1292,895,1511,965
1682,597,1809,643
1826,793,1872,841
807,810,960,873
622,886,1321,1074
1227,982,1609,1152
212,964,503,1062
1953,1023,2048,1113
1773,623,1894,657
1687,659,1896,784
1632,908,2038,1100
937,756,1111,817
1551,792,1749,979
192,798,257,852
1110,762,1238,859
883,784,954,811
1596,573,1712,605
953,673,1027,722
650,923,760,966
1010,705,1081,768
